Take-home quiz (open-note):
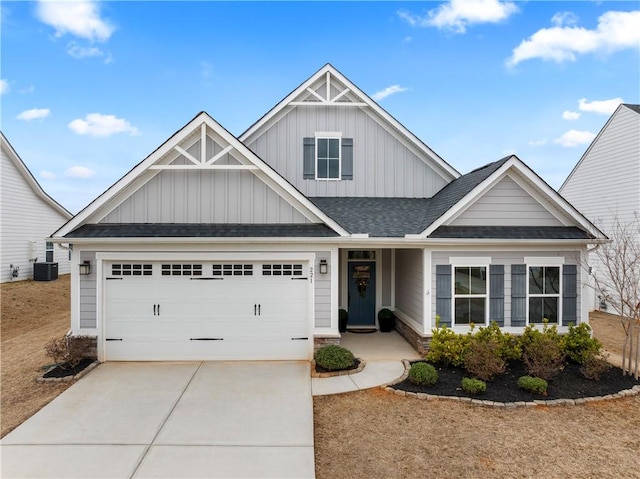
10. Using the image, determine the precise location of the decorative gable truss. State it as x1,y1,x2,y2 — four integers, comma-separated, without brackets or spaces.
53,113,350,237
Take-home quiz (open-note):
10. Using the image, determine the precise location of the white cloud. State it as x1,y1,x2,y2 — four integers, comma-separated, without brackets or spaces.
551,12,579,27
554,129,596,147
20,85,35,94
66,41,112,63
562,110,581,120
64,166,95,179
372,85,409,101
578,97,623,115
528,139,548,147
0,79,9,95
68,113,139,137
398,0,518,34
36,0,114,42
16,108,51,121
508,10,640,66
40,171,56,180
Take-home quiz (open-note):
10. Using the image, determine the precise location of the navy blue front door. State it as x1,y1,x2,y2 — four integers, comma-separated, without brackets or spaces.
347,261,376,327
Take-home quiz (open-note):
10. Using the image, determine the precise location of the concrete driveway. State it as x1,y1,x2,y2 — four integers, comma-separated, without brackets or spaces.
1,362,315,478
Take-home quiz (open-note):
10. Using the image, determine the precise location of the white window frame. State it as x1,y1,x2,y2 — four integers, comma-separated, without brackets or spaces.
525,258,563,325
315,132,342,180
449,258,491,327
45,241,54,262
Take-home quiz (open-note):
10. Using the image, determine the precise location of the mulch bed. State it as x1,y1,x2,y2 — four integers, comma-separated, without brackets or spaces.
394,360,640,402
42,358,95,379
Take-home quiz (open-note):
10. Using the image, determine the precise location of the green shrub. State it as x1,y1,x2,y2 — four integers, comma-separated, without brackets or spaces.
315,345,355,371
463,338,506,381
517,376,548,395
580,353,613,380
521,323,565,380
408,362,439,386
426,326,470,366
461,377,487,395
563,323,602,364
473,322,522,361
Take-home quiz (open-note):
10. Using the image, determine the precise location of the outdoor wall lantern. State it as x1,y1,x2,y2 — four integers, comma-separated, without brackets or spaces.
319,259,328,274
79,261,91,275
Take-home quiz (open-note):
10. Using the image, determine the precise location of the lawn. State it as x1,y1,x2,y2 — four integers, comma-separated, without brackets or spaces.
2,278,638,478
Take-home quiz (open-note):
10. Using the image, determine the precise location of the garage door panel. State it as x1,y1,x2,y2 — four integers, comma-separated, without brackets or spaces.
104,260,311,361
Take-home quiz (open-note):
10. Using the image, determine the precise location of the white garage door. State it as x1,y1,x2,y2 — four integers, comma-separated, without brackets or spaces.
103,261,311,361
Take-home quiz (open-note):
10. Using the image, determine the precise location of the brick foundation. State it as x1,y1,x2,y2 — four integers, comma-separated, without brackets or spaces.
313,336,341,351
394,318,430,355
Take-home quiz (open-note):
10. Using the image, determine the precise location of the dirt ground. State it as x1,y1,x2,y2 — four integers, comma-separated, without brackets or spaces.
2,278,638,478
589,310,628,359
1,275,72,438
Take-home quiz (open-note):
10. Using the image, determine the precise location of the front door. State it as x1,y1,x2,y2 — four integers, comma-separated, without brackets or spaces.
347,261,376,327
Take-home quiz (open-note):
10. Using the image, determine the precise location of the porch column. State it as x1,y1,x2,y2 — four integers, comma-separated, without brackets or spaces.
330,246,340,331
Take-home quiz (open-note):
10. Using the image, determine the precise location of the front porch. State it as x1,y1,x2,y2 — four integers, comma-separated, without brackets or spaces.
339,330,422,361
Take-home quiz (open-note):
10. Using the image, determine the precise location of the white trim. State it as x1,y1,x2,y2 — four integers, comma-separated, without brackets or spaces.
148,165,259,170
315,136,341,180
451,264,490,327
524,256,565,265
239,64,459,181
315,131,342,138
423,249,432,334
390,249,396,310
449,256,492,266
53,113,350,238
330,247,340,330
525,262,562,326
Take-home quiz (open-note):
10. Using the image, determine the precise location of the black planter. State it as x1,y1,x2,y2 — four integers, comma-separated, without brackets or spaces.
378,308,395,332
339,309,348,333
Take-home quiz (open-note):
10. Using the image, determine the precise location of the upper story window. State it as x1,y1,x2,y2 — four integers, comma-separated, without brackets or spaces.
316,138,341,179
303,134,353,181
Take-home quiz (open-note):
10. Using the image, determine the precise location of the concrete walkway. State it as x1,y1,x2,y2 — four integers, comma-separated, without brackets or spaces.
1,362,315,479
312,331,421,396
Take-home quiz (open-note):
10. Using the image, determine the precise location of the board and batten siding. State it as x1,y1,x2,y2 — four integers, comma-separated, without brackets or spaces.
430,251,582,327
560,105,640,232
0,144,71,282
100,169,310,224
245,105,449,198
452,175,564,227
314,251,332,328
394,249,424,327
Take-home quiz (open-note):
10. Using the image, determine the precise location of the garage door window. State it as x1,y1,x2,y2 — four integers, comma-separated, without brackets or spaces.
212,264,253,276
112,264,153,276
161,264,203,276
262,264,303,276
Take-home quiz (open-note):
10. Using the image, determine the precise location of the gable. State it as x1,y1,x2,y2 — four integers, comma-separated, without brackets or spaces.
240,65,458,198
450,175,564,227
55,114,349,238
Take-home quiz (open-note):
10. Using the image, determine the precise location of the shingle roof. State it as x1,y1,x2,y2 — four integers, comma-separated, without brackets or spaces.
623,103,640,115
65,223,339,238
430,226,594,240
310,157,509,237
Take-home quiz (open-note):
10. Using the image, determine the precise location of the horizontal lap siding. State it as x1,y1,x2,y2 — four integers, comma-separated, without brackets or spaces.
560,107,640,231
431,251,582,327
452,175,563,226
0,148,71,282
395,249,423,326
79,251,97,329
246,106,449,198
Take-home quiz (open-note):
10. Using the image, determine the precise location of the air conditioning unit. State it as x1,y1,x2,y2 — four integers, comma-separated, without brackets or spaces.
33,262,58,281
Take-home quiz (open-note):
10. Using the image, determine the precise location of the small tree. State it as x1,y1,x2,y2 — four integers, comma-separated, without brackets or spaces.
592,214,640,379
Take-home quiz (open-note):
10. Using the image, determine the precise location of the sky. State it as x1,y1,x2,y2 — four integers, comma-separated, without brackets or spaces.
1,0,639,214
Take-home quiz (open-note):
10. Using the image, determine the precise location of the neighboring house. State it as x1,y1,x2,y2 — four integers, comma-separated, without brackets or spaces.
51,65,605,362
560,104,640,311
1,132,72,283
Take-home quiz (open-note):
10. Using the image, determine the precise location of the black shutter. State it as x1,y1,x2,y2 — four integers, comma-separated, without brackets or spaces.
303,137,315,179
341,138,353,180
562,264,578,326
489,265,505,327
436,265,452,327
511,264,527,327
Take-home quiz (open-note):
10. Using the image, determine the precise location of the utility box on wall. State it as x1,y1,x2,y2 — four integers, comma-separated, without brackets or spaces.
33,262,58,281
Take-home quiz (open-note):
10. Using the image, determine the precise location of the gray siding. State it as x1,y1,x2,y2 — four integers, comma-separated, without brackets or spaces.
0,145,71,282
452,175,563,227
431,251,582,327
395,249,423,326
246,105,449,198
100,169,310,224
79,251,97,329
314,251,332,328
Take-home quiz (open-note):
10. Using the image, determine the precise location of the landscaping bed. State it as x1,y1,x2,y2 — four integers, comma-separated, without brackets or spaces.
393,360,640,402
